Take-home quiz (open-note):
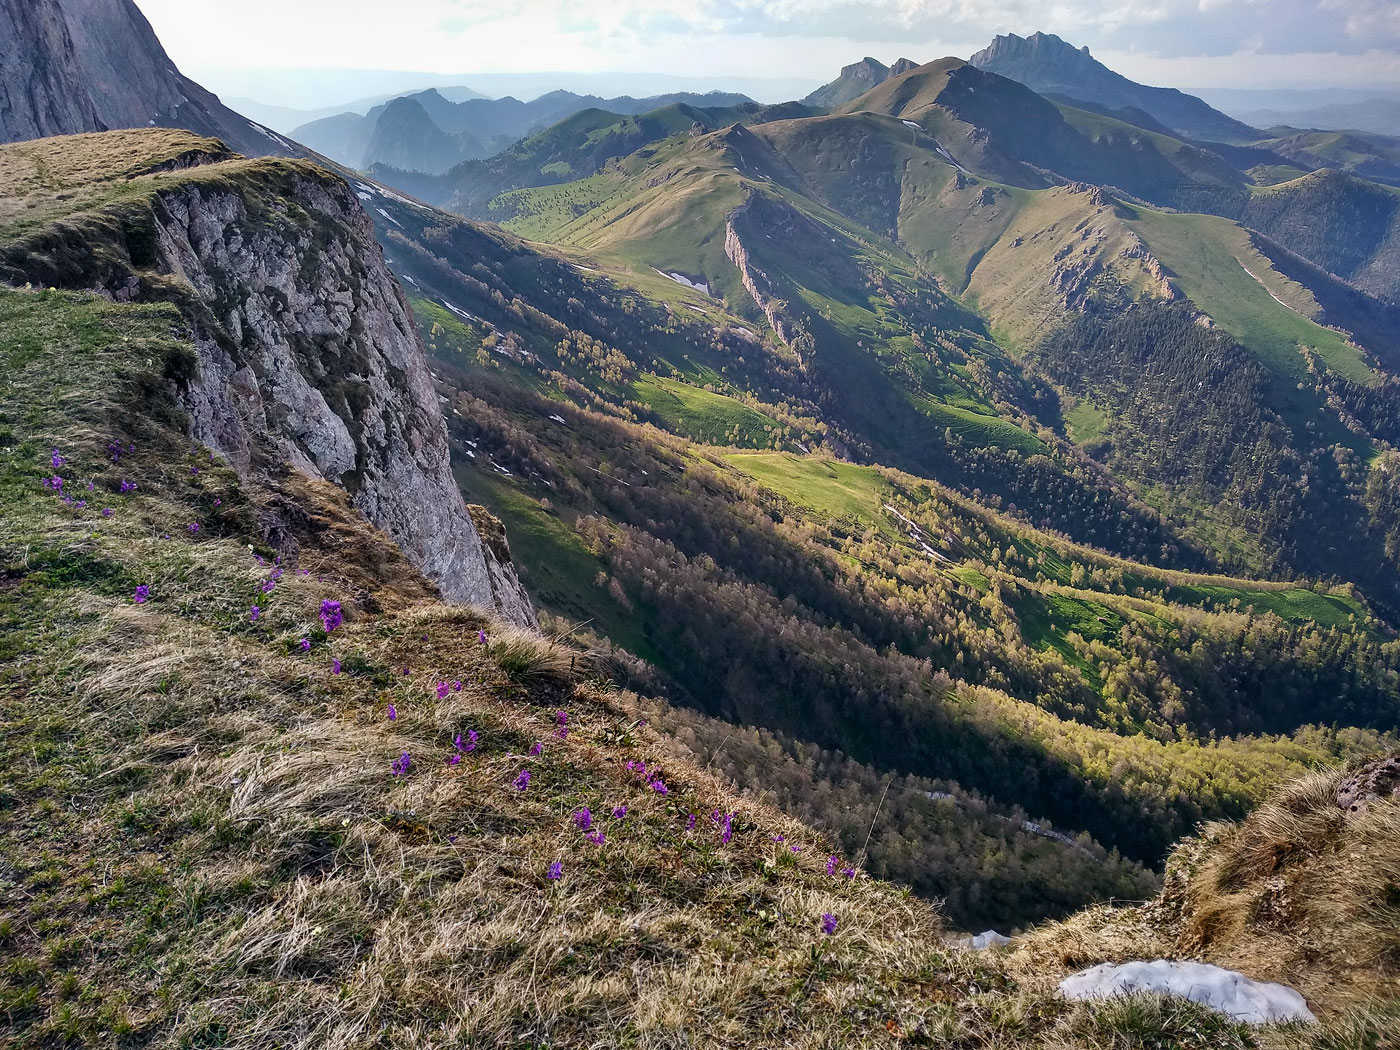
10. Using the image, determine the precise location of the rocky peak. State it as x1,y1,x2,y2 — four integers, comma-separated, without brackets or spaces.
1,0,295,156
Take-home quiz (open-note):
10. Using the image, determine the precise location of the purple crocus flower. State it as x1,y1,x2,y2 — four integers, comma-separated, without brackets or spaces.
586,830,606,845
529,742,543,756
46,476,62,491
821,913,838,936
791,846,803,853
74,500,87,510
612,805,628,820
191,466,199,476
388,703,398,721
213,499,221,506
299,637,310,652
843,867,856,879
249,605,260,622
826,856,839,876
320,600,343,632
477,629,488,644
464,730,478,752
187,522,199,534
392,750,411,776
332,657,342,675
556,711,568,727
435,681,449,700
721,814,733,845
686,814,697,830
101,507,113,517
513,769,531,791
260,579,276,594
50,449,64,468
453,680,463,692
448,753,461,766
120,480,136,493
649,779,668,796
547,861,563,880
556,727,568,740
573,808,592,831
86,481,94,491
133,584,150,605
771,835,785,843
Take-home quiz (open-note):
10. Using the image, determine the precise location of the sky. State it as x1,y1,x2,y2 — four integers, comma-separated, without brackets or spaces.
132,0,1400,108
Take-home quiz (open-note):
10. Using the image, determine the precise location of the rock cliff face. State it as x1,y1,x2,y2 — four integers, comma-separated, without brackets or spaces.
804,57,920,109
0,132,535,625
0,0,105,141
154,164,537,625
0,0,295,157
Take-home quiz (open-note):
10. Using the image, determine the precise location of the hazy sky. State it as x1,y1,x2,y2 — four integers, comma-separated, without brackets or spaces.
133,0,1400,106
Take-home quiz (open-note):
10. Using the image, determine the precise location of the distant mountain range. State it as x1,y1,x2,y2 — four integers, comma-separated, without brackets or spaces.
802,57,920,108
0,0,298,156
294,88,761,174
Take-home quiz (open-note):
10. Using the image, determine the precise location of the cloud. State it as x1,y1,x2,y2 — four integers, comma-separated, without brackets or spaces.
132,0,1400,93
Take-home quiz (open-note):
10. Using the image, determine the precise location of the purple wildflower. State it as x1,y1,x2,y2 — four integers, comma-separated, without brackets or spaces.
843,867,856,879
435,681,449,700
332,658,342,675
791,846,803,853
101,507,113,517
513,769,531,791
214,498,222,507
120,480,136,493
573,808,592,831
46,476,62,491
771,835,785,843
320,600,343,633
187,522,199,534
556,710,568,727
299,637,310,652
821,913,838,936
586,830,606,845
686,814,697,830
191,466,199,476
388,703,398,722
649,778,669,796
448,753,461,766
547,861,563,880
453,680,462,692
391,750,411,776
613,804,628,820
530,742,543,756
74,500,87,509
133,584,150,605
249,605,260,622
478,629,488,644
50,449,64,468
826,856,839,876
556,727,568,740
260,579,276,594
464,730,478,752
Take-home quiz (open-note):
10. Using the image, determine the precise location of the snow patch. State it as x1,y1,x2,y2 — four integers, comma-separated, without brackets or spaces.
440,300,477,322
960,930,1011,950
1059,961,1316,1025
655,269,712,296
902,120,922,129
376,207,404,229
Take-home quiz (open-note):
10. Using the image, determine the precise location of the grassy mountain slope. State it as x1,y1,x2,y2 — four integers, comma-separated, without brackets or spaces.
4,279,1396,1048
342,176,1400,931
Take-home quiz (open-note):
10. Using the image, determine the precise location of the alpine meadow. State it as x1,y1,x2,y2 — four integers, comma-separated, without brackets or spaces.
3,1,1400,1046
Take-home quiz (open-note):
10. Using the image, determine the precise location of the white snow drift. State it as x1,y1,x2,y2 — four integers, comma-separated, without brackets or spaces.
1059,960,1316,1025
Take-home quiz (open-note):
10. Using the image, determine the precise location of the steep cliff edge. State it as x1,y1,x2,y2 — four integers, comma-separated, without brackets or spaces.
0,129,535,625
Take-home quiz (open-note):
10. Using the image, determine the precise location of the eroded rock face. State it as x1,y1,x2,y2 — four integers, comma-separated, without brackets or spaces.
147,164,535,625
0,0,105,143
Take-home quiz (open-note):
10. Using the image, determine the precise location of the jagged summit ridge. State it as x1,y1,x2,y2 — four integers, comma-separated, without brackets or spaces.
970,30,1261,143
804,56,921,108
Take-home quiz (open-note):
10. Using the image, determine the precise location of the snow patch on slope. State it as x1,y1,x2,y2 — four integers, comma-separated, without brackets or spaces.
1060,961,1316,1025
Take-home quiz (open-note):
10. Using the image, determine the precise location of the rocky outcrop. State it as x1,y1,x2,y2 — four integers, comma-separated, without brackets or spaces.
724,208,792,346
0,133,534,625
1,0,294,156
150,163,535,624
